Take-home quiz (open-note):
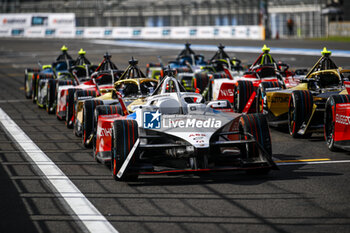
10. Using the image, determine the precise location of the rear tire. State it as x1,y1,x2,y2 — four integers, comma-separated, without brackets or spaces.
233,80,254,113
66,88,78,128
288,90,313,138
82,99,103,148
93,105,124,161
24,69,35,99
46,79,57,114
111,120,139,181
192,72,209,93
324,95,350,151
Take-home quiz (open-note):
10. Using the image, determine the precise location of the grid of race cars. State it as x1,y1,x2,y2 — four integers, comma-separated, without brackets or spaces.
24,43,350,181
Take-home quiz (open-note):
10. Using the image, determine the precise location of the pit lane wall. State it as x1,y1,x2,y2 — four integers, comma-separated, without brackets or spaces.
0,14,264,40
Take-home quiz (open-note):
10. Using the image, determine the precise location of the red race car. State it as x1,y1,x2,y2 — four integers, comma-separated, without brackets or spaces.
55,53,122,129
324,80,350,151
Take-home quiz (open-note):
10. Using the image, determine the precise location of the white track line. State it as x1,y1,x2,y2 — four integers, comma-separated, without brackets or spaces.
277,160,350,166
0,108,118,233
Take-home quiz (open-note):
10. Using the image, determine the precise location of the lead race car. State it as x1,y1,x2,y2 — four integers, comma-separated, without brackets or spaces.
94,69,277,181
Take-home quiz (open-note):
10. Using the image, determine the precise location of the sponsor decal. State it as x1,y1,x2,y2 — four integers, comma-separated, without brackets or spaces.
52,18,74,24
104,30,112,35
190,29,197,36
133,30,141,36
213,28,219,35
11,29,24,36
77,96,94,100
143,111,222,129
219,89,234,97
3,18,26,24
162,29,171,35
31,16,48,26
45,29,55,35
271,96,289,103
97,127,112,137
162,118,221,128
335,113,350,125
76,29,84,35
144,110,161,129
265,87,282,91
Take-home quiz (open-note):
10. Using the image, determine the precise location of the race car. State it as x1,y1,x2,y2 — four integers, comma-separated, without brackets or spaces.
210,45,298,107
24,45,74,104
56,52,121,127
256,48,350,136
146,42,207,80
324,81,350,151
93,69,277,181
45,49,98,113
79,58,158,148
178,44,245,95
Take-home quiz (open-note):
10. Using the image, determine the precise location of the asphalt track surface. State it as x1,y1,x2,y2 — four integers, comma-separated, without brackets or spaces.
0,38,350,233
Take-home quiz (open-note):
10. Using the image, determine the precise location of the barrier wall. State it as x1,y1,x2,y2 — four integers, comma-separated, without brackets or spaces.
0,25,265,40
329,22,350,37
0,13,264,40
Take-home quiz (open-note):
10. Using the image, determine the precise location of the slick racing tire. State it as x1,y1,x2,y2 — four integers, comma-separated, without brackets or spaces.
288,90,313,138
82,99,103,148
192,72,209,93
234,80,254,113
66,88,79,128
239,113,272,175
74,90,97,137
46,79,57,114
111,120,139,181
24,68,38,99
239,113,272,158
324,95,350,151
31,73,40,103
256,81,285,116
93,105,124,162
36,74,53,108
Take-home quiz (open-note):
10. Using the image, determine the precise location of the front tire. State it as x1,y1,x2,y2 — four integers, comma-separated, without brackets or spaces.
233,80,254,113
324,95,350,151
288,90,313,138
111,120,139,181
239,113,272,175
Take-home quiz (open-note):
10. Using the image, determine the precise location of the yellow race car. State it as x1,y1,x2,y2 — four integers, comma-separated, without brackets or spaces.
257,47,350,138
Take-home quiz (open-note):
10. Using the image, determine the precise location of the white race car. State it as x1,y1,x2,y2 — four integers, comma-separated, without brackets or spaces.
94,70,277,181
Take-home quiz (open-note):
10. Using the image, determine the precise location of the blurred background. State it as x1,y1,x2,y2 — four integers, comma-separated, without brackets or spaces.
0,0,350,39
0,0,348,39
